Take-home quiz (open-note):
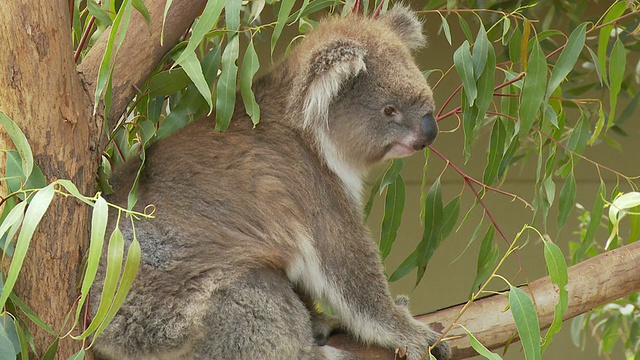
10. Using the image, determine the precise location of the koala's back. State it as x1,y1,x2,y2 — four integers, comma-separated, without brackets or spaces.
93,117,351,358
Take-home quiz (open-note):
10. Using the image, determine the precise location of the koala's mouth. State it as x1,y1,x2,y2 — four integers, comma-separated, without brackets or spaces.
383,143,416,160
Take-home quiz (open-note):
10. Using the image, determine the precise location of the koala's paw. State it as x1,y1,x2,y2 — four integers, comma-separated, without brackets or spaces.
429,339,451,360
399,323,452,360
311,312,342,346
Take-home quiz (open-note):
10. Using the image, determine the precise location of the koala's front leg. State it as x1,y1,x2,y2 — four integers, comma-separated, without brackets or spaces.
296,236,451,360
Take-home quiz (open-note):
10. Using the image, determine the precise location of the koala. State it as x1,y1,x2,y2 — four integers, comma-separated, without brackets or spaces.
91,5,450,360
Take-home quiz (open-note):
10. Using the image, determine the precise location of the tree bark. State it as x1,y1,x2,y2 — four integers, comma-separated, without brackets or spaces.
0,0,207,357
328,240,640,359
0,1,100,356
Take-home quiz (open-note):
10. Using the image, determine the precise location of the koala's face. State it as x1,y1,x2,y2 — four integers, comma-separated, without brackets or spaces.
327,46,437,167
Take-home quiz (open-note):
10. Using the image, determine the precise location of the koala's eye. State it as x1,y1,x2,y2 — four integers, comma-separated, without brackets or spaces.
382,105,397,117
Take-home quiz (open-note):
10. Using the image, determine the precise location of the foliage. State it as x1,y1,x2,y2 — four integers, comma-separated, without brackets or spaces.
1,0,639,358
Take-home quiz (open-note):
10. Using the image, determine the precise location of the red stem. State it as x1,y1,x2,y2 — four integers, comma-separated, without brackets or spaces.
74,16,96,63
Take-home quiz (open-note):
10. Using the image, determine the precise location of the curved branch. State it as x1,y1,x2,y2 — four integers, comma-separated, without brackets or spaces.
77,0,207,130
327,240,640,359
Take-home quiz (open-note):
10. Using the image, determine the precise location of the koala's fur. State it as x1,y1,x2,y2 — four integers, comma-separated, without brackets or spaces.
91,6,450,360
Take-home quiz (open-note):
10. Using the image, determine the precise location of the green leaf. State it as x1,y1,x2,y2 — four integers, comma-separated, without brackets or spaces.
0,332,16,360
149,69,191,96
131,0,151,26
587,102,606,145
463,326,503,360
9,294,55,335
470,226,498,296
557,172,577,230
441,196,460,240
518,40,547,137
173,0,225,65
438,12,452,45
616,92,640,127
542,241,568,351
73,196,109,329
629,204,640,243
608,192,640,248
94,235,141,340
0,184,55,309
127,120,156,210
215,34,240,131
453,41,476,107
271,0,296,55
287,0,336,22
177,51,213,113
0,201,26,257
508,27,522,64
586,47,605,87
67,349,85,360
472,23,490,80
574,181,606,263
364,176,382,222
379,175,405,261
419,149,431,224
390,177,443,284
597,2,627,84
0,112,33,182
608,37,626,129
56,179,93,206
41,337,58,360
240,38,261,125
379,159,404,194
0,315,19,355
93,0,134,114
545,23,587,99
86,0,113,26
509,286,542,360
457,15,473,42
76,226,124,339
225,0,241,31
483,119,506,186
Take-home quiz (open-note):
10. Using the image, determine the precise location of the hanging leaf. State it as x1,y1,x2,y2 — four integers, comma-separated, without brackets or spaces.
557,172,577,230
380,159,404,195
463,326,504,360
542,241,568,352
0,184,55,309
483,119,506,186
509,286,542,360
469,226,498,296
607,37,626,129
453,41,476,107
472,23,490,80
438,12,452,45
173,0,225,66
215,34,240,131
176,51,213,113
271,0,296,55
545,23,587,99
240,38,261,125
379,175,405,261
0,112,33,183
573,181,606,263
597,2,627,84
518,40,547,137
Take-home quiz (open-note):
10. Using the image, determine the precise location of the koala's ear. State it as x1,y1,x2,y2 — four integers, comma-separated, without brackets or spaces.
379,5,426,50
303,40,367,128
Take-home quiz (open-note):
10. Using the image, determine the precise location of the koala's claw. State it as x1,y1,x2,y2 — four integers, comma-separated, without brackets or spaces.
430,340,452,360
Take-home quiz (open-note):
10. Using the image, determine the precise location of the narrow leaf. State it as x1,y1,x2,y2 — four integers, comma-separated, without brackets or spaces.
0,184,55,309
542,241,568,351
454,41,476,106
470,226,498,295
379,175,405,261
215,34,240,131
597,2,627,84
574,181,606,263
271,0,296,55
557,172,577,230
177,51,213,113
0,112,33,182
380,159,404,194
463,327,503,360
438,13,452,45
131,0,151,26
519,40,547,136
483,119,506,185
608,37,626,129
509,286,542,360
173,0,225,65
472,23,490,80
546,23,587,98
240,38,261,125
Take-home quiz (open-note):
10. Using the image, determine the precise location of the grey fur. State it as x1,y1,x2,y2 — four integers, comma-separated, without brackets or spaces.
92,5,450,360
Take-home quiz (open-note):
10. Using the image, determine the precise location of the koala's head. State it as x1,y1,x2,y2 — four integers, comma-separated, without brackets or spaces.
293,6,437,170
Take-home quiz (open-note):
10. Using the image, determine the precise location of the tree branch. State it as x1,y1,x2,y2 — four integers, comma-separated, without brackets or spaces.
77,0,207,130
328,240,640,359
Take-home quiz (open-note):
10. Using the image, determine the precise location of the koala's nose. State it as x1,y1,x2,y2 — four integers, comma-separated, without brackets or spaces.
417,113,438,149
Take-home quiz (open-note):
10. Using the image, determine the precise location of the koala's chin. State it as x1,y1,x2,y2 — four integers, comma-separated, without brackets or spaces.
91,4,450,360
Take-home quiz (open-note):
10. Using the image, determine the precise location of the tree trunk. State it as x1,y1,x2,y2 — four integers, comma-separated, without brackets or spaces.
328,240,640,359
0,0,206,357
0,1,100,356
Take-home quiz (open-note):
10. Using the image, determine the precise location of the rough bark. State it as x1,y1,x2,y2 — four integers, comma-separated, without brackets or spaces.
0,0,207,357
0,1,100,356
328,240,640,359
